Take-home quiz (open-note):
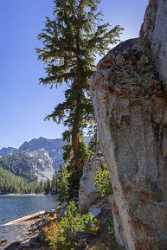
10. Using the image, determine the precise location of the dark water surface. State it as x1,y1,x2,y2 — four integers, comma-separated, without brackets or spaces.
0,194,57,225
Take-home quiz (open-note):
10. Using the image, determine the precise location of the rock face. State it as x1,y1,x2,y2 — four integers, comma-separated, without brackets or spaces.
19,137,64,170
79,151,105,211
91,3,167,248
141,0,167,82
0,150,54,181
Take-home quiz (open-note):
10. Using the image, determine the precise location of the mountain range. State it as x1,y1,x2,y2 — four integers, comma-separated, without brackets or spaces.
0,137,64,182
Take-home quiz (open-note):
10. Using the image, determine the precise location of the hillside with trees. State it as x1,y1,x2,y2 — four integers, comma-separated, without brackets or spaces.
0,167,43,193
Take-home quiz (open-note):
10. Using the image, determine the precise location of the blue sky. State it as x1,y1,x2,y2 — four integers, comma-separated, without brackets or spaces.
0,0,148,148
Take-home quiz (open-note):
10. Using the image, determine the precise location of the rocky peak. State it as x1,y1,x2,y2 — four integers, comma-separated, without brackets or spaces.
19,137,64,170
0,147,17,157
19,137,63,152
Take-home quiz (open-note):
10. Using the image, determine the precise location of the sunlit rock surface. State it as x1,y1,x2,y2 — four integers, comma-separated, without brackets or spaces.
79,151,106,211
91,16,167,250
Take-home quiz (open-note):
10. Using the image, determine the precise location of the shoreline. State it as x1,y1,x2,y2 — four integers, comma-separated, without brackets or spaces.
0,210,56,249
0,195,58,249
0,193,56,197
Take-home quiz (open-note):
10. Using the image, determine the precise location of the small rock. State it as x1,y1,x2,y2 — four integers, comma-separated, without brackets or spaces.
0,239,7,247
89,207,101,217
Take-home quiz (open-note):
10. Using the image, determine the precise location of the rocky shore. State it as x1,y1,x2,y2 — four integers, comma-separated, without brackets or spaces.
0,211,56,250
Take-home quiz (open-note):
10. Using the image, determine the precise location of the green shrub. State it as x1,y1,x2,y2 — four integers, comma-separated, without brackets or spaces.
95,165,112,198
49,201,98,250
107,218,115,237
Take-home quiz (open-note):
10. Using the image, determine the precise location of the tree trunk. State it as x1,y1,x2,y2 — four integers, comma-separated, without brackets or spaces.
70,82,84,199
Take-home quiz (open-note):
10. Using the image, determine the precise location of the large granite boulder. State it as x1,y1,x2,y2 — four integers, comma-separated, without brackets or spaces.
91,1,167,247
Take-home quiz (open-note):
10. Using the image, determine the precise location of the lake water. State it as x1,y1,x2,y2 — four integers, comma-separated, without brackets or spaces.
0,194,58,225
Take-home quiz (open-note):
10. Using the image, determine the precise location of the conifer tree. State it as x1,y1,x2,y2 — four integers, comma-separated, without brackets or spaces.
37,0,122,199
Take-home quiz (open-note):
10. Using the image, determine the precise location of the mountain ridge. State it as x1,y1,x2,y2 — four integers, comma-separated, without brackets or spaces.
0,137,64,169
0,137,64,182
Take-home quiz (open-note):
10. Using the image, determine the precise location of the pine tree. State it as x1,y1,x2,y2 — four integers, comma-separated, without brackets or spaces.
37,0,122,199
51,174,57,193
